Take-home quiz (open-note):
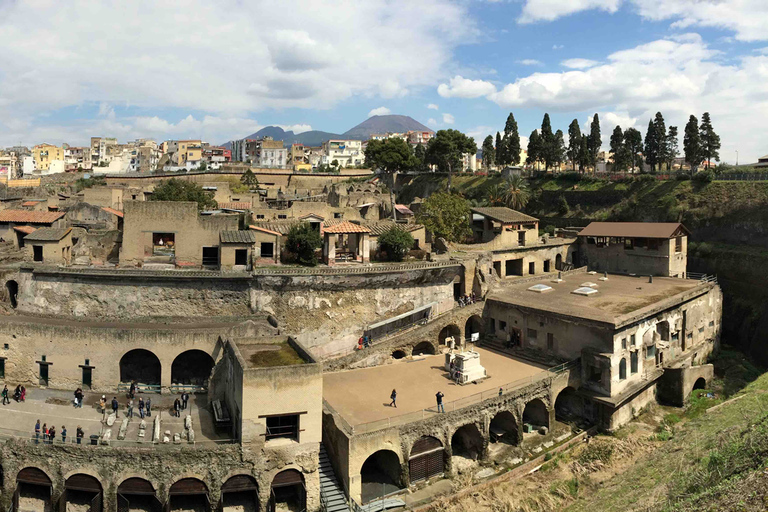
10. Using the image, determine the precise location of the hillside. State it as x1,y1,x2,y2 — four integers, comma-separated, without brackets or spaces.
236,126,343,147
341,115,433,139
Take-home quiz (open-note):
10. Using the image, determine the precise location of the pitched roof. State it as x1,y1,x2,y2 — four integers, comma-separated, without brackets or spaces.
248,225,282,236
578,222,690,239
102,207,124,218
12,225,37,235
218,202,252,210
299,213,325,221
220,230,257,244
363,221,423,236
249,221,298,235
24,227,71,242
395,204,414,215
323,221,371,234
0,210,65,224
470,207,538,224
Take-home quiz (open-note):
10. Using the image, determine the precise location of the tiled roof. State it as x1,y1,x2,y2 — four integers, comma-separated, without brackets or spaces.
299,213,325,220
24,227,71,242
470,207,538,224
323,221,371,234
249,221,298,235
21,201,39,207
219,202,252,210
395,204,414,215
248,225,282,236
220,230,257,244
0,210,65,224
578,222,690,239
102,207,124,218
12,226,37,235
363,221,423,236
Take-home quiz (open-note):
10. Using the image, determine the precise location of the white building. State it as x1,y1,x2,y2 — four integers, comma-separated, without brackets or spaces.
321,140,364,168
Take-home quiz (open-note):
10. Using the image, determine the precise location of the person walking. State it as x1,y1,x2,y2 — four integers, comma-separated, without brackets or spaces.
74,388,83,408
42,423,48,444
20,386,25,402
61,426,67,444
48,425,56,444
111,397,119,416
181,392,189,410
127,399,134,419
76,426,84,445
173,398,181,417
436,391,445,413
138,397,145,419
389,389,397,408
34,420,40,444
498,387,503,398
14,385,21,402
2,385,9,405
129,381,136,399
146,397,152,417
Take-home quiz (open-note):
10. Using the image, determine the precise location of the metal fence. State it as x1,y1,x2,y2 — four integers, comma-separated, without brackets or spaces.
685,272,718,284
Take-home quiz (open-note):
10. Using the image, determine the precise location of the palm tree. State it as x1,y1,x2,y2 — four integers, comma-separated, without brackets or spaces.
504,175,530,210
487,184,507,206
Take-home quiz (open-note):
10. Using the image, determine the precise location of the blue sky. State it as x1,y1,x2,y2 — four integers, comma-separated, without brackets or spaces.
1,0,767,162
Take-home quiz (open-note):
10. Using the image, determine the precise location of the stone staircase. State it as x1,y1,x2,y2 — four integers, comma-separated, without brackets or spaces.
320,444,350,512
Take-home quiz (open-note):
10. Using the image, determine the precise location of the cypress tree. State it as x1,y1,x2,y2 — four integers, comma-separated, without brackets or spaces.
495,131,505,166
644,119,657,172
588,114,601,171
504,113,521,166
526,130,541,170
666,126,679,171
553,129,566,170
540,113,554,171
699,112,721,168
623,127,643,172
481,135,495,169
653,112,667,172
684,115,701,175
567,119,581,172
610,125,624,171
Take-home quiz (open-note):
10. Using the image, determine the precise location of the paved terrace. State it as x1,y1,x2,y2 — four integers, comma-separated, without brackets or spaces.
323,347,547,430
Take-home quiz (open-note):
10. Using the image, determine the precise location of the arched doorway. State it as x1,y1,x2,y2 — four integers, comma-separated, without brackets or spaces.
523,399,550,431
412,342,435,356
63,474,102,512
269,470,305,512
120,349,161,386
489,411,519,445
554,387,583,422
15,468,52,512
168,478,210,512
464,315,483,343
5,280,18,309
438,325,461,346
409,436,444,483
392,350,406,360
693,377,707,391
171,350,214,387
451,424,484,460
117,478,161,512
360,450,403,503
555,254,563,271
221,475,258,512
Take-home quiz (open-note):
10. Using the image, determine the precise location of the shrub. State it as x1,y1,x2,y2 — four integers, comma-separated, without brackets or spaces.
408,249,427,260
693,170,714,183
578,441,614,465
674,172,691,181
542,225,556,236
558,195,570,216
378,227,415,262
286,222,322,266
416,192,472,243
633,174,657,183
148,178,218,211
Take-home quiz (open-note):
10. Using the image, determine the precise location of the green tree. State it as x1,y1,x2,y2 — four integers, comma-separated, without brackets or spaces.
553,129,566,170
699,112,721,169
527,130,541,169
588,114,601,171
331,159,339,168
364,137,415,219
199,161,208,171
503,113,521,166
424,129,477,191
540,113,555,171
644,119,658,173
413,144,427,172
623,127,643,172
495,132,504,167
149,178,218,211
377,227,414,262
609,125,626,171
684,115,702,175
415,192,471,243
504,175,530,210
666,126,679,172
567,119,581,172
578,136,590,171
241,169,260,188
654,112,668,172
286,222,322,266
481,135,495,169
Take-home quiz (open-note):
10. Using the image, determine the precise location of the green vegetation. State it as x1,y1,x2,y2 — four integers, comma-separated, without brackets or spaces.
74,175,106,192
425,129,477,191
240,169,259,188
377,227,414,262
248,343,305,367
415,192,471,243
285,222,322,266
364,137,416,218
149,178,218,211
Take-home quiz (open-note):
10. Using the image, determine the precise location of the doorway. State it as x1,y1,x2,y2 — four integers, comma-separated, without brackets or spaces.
260,242,274,258
202,247,219,267
33,246,43,262
82,367,92,389
235,249,248,266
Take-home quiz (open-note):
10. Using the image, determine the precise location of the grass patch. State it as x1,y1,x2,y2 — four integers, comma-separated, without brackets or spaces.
248,343,306,367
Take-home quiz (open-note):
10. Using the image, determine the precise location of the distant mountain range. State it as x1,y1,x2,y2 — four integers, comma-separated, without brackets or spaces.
225,115,433,147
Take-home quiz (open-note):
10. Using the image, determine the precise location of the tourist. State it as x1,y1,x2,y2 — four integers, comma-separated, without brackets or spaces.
129,381,136,399
48,425,56,444
127,399,134,419
111,396,119,416
173,398,181,417
1,385,9,405
34,420,40,444
181,392,189,410
42,423,48,444
99,395,106,414
436,391,445,413
74,388,83,408
61,425,67,444
146,397,152,417
358,336,364,350
363,335,369,349
13,385,21,402
499,387,503,397
20,386,26,402
138,397,145,418
76,426,84,445
389,389,397,408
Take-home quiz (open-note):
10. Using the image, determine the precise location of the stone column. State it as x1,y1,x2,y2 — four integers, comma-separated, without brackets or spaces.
361,233,370,263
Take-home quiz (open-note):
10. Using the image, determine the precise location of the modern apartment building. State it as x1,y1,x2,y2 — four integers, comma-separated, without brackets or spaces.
32,143,65,173
321,139,364,168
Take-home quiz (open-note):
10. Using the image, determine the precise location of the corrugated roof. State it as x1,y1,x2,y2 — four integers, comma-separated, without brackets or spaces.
323,221,371,234
578,222,690,239
0,210,65,224
471,207,538,224
24,227,71,242
395,204,414,215
12,225,37,235
363,221,423,236
220,231,257,244
219,202,252,210
102,207,124,218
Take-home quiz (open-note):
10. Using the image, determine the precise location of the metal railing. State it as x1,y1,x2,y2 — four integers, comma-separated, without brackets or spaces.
685,272,718,284
349,359,579,434
117,383,161,394
251,259,461,276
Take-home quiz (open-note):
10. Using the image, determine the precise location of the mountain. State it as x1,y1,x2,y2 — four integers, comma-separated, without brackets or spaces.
233,127,344,147
342,115,434,140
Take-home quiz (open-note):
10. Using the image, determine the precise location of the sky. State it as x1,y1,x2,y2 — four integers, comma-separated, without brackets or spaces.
0,0,767,163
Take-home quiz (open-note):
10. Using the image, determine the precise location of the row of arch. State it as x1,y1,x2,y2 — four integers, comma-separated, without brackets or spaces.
438,315,484,346
13,468,305,512
120,349,215,386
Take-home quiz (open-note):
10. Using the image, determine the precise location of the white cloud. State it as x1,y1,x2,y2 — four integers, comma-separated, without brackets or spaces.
517,59,543,66
437,75,497,98
519,0,620,23
466,126,495,142
278,124,313,134
427,118,438,127
552,45,564,50
442,113,455,124
561,58,599,69
368,107,391,117
427,103,439,110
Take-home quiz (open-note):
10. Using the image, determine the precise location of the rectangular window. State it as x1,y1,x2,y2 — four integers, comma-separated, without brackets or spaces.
630,334,636,346
527,328,538,343
675,236,682,253
260,242,274,258
646,344,656,359
265,414,299,441
709,320,715,327
278,214,287,219
256,214,265,219
235,249,248,266
33,245,43,262
621,338,627,349
698,326,704,333
588,366,601,383
499,321,507,331
202,247,219,267
334,212,342,219
547,333,554,351
672,331,679,342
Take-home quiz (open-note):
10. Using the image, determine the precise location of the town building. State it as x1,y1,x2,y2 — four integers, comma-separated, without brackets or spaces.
90,137,118,166
407,130,433,145
31,143,65,174
63,145,92,171
321,140,364,168
24,227,73,265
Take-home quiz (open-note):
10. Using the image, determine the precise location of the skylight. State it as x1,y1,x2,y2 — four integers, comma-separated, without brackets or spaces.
580,282,598,287
572,287,598,296
528,284,553,293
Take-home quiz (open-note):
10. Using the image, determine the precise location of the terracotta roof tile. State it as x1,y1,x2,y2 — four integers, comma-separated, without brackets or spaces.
220,230,257,244
24,227,71,242
323,221,371,234
0,210,65,224
395,204,414,215
248,225,282,236
12,226,36,235
219,202,252,210
102,207,124,218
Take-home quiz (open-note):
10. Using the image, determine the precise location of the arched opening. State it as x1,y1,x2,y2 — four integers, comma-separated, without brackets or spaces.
120,349,161,387
412,342,435,356
489,411,519,445
117,478,161,512
360,450,403,503
438,324,461,346
221,475,258,512
5,280,18,309
409,436,444,483
15,468,52,512
464,315,483,343
619,358,627,380
450,424,484,460
171,350,214,387
693,377,707,391
554,387,583,423
555,254,563,271
270,470,305,512
523,399,549,431
168,478,209,512
392,350,406,360
63,474,102,512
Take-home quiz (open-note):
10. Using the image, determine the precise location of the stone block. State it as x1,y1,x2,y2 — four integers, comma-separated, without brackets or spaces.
184,415,192,430
539,426,549,435
188,428,195,444
555,433,570,443
118,419,129,440
163,435,170,443
139,420,147,430
543,441,554,448
100,429,112,445
106,413,116,427
173,433,181,444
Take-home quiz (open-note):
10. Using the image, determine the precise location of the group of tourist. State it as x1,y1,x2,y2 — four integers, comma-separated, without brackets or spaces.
356,334,374,350
33,420,84,445
457,292,477,307
1,384,27,405
387,389,448,413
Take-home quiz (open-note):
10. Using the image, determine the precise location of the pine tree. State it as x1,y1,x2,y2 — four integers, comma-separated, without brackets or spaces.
567,119,581,172
610,125,625,171
495,131,506,167
666,126,679,172
653,112,667,173
588,114,601,171
481,135,495,169
503,113,521,166
684,115,701,175
578,136,590,171
644,119,657,173
553,130,566,170
540,113,555,171
699,112,721,169
623,127,643,172
526,130,541,170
